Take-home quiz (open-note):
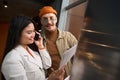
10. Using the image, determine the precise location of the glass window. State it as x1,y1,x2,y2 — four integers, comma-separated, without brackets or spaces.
59,0,88,39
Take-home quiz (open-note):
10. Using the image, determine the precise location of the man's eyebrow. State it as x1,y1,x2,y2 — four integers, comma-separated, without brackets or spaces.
42,15,54,18
42,17,47,18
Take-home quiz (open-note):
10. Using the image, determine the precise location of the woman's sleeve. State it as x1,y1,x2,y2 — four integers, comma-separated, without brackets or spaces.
38,49,52,69
1,52,27,80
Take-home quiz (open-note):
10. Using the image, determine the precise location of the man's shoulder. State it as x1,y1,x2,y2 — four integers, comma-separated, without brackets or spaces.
58,29,72,35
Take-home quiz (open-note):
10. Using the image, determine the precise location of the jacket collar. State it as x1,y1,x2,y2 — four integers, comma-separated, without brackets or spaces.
57,29,64,39
43,29,64,40
14,45,42,68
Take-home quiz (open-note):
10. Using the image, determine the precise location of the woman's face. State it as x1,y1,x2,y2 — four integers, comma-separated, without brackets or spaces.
20,23,35,45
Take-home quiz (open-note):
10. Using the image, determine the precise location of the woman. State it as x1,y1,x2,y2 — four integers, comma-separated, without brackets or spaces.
1,15,65,80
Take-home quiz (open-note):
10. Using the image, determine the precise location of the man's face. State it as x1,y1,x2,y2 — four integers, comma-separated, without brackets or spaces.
40,13,57,32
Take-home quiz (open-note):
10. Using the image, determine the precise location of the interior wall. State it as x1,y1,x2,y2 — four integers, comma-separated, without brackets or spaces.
0,23,9,64
0,22,9,80
66,1,88,40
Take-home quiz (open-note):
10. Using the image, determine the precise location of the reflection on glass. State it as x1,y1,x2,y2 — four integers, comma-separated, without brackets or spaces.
70,0,120,80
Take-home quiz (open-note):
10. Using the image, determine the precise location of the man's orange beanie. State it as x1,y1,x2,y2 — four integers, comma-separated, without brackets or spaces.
39,6,57,17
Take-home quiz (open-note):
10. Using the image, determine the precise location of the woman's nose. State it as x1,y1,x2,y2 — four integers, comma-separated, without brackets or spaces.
32,32,35,38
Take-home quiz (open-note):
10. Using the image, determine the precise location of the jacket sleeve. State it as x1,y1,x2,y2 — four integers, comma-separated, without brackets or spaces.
66,32,78,47
1,52,28,80
38,49,52,69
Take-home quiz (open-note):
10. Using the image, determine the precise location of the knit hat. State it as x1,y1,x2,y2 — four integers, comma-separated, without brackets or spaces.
39,6,57,17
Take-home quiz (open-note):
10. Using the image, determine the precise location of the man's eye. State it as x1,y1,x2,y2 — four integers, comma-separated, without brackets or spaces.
42,18,47,20
50,17,56,21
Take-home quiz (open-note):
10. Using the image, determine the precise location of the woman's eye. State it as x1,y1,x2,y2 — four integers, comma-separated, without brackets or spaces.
27,31,32,34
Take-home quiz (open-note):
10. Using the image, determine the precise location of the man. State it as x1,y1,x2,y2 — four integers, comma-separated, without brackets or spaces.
39,6,78,77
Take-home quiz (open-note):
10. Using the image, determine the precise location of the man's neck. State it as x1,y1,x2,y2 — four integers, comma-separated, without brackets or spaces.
45,29,58,42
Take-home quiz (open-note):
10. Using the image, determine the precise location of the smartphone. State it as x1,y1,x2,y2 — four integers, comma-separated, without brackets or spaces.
34,33,39,40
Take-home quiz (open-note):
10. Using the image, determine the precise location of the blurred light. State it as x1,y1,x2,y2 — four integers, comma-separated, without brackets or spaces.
4,5,8,8
3,0,8,8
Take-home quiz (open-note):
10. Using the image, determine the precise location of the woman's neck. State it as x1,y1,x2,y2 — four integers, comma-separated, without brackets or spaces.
21,44,28,50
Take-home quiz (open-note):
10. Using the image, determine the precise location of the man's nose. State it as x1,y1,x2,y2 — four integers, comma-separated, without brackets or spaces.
47,18,52,24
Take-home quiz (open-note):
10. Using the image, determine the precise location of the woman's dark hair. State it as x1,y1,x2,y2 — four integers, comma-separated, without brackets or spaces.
2,15,36,60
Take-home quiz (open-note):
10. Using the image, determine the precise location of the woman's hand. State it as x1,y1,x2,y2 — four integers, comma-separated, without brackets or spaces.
48,65,66,80
34,32,44,49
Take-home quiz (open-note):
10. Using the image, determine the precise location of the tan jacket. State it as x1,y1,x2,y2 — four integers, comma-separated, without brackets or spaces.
44,29,78,75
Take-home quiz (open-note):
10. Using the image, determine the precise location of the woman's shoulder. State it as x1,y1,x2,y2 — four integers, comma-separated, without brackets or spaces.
2,49,22,63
